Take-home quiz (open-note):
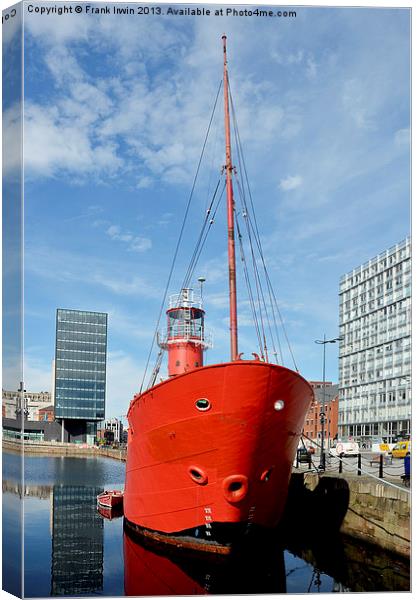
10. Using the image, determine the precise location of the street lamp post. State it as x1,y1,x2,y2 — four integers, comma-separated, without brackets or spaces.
315,335,342,470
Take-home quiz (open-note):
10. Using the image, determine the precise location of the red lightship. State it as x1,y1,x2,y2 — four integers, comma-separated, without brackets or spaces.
124,36,314,553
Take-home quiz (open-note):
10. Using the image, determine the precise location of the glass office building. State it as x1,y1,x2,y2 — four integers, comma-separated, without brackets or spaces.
55,309,107,443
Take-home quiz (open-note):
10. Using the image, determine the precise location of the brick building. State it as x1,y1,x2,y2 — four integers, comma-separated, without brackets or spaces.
38,405,55,422
303,382,339,450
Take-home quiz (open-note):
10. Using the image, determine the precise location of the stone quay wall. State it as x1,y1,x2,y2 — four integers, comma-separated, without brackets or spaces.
290,471,410,558
2,439,127,461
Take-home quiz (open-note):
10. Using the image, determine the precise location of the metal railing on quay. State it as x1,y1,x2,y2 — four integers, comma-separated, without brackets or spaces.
295,435,411,494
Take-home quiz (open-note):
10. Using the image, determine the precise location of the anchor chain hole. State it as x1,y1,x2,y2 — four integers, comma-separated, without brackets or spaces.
188,466,208,485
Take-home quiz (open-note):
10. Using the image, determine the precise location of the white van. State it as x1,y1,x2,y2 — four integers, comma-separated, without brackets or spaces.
329,439,360,458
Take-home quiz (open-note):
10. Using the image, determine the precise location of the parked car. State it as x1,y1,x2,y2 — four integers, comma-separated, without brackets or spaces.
390,440,411,459
329,439,360,458
297,447,312,464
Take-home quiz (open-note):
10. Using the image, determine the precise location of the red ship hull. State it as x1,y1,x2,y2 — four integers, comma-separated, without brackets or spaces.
124,361,313,550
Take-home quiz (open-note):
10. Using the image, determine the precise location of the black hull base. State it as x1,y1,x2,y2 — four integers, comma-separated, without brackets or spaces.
123,516,276,556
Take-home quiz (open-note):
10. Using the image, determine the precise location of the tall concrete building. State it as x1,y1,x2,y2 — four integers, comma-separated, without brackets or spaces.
338,238,411,444
54,309,108,444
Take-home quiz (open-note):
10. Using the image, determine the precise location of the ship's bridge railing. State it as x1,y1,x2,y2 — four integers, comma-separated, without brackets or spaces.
168,289,203,310
157,328,213,350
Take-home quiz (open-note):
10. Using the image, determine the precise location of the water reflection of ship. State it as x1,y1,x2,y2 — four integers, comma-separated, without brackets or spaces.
51,485,104,596
123,526,286,595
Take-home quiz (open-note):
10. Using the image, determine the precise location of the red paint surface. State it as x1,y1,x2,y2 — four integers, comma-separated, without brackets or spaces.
124,532,206,596
125,361,313,536
167,341,204,377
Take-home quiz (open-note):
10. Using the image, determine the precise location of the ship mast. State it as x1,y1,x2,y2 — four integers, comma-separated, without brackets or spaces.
222,34,239,361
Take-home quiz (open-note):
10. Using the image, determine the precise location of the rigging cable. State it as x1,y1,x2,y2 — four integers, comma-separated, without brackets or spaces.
182,181,226,290
180,176,222,292
234,176,270,362
230,92,279,364
150,181,225,386
233,153,284,364
229,84,298,370
140,79,223,393
234,172,279,364
230,100,278,363
235,213,265,358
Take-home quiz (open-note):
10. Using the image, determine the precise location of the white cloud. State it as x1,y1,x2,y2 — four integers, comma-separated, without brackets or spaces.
137,176,153,189
306,55,318,80
107,225,121,237
129,237,152,252
26,246,160,298
157,212,173,226
105,224,152,252
24,354,53,393
279,175,303,191
205,292,229,310
24,102,122,179
271,48,304,65
342,78,376,131
22,14,311,186
106,351,143,418
24,11,91,43
107,310,155,342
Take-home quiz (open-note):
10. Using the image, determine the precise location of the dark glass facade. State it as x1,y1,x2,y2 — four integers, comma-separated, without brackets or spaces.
51,485,104,595
55,309,107,421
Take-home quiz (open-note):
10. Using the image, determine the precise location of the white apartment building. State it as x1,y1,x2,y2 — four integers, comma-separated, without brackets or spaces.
338,238,411,444
101,417,124,443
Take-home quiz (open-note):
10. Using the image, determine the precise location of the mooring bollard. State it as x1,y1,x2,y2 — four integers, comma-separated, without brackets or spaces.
357,453,362,476
379,453,384,479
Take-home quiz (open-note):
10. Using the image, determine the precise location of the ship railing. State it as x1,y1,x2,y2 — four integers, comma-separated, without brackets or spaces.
168,289,203,310
157,329,213,349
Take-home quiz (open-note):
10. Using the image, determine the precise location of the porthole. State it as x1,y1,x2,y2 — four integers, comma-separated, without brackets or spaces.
196,398,211,411
188,465,208,485
274,400,285,411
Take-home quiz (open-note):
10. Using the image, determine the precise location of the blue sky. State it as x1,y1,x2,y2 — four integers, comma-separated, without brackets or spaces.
3,3,410,419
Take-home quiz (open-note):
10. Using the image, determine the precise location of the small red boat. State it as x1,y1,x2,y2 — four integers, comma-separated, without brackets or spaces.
97,504,124,520
97,489,124,509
